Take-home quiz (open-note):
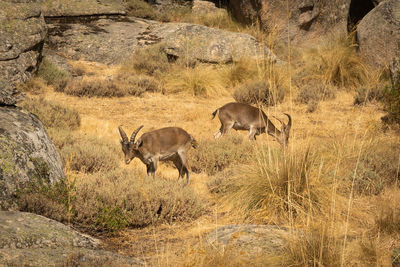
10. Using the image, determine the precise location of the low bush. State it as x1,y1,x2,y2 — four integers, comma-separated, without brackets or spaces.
374,189,400,235
61,79,126,97
191,135,253,175
17,78,46,95
18,169,204,232
353,86,385,105
130,43,170,76
20,97,80,130
37,58,70,91
59,134,119,173
296,82,337,105
351,142,400,195
125,0,157,19
233,80,284,106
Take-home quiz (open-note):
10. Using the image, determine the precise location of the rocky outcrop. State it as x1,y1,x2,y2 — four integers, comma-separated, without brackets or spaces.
192,0,224,15
45,18,280,67
153,23,280,63
0,211,142,266
207,224,292,257
0,0,47,104
41,0,126,19
357,0,400,68
0,106,64,210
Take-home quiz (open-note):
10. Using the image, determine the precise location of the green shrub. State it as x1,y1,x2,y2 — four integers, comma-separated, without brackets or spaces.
17,177,75,223
20,97,81,130
18,169,204,232
190,135,253,175
125,0,157,19
233,80,284,106
37,59,70,91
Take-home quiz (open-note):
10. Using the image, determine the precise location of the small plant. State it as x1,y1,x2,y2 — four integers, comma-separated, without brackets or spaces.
16,78,46,95
233,80,284,106
37,58,70,91
20,97,81,130
61,79,127,97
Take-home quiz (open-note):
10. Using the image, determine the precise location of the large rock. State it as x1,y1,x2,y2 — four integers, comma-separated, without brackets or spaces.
0,0,47,105
44,18,280,68
41,0,126,18
0,211,142,266
0,106,64,210
207,224,292,257
357,0,400,68
153,23,281,63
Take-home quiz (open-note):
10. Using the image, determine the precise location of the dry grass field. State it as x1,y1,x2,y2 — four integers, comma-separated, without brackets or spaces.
16,8,400,266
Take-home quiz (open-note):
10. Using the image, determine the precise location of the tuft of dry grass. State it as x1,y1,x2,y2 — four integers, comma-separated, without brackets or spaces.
125,0,157,19
37,58,70,91
217,146,333,225
129,43,170,76
163,64,229,97
297,33,370,90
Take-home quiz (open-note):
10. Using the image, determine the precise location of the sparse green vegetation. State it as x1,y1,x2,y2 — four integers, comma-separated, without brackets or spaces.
18,169,204,232
37,59,70,91
20,97,81,130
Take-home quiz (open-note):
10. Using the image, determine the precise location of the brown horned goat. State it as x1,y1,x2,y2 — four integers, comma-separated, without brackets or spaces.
212,102,292,147
118,125,197,184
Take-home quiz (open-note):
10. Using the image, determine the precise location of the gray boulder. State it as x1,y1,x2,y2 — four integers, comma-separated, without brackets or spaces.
153,23,281,64
44,18,280,69
0,211,143,266
0,106,64,210
0,0,47,105
207,224,292,257
357,0,400,68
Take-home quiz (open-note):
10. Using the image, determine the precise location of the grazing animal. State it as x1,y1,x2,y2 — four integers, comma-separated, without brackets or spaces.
212,102,292,147
118,125,197,184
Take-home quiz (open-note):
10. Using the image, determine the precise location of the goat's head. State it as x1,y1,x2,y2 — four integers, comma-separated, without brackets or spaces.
273,113,292,147
118,125,143,164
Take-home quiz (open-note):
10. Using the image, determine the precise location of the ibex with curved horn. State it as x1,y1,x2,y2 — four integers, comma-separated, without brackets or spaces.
118,126,197,184
212,102,292,147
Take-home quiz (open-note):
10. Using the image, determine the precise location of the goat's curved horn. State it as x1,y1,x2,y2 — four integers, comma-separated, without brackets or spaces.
284,113,292,134
118,125,129,143
272,115,283,125
130,125,144,144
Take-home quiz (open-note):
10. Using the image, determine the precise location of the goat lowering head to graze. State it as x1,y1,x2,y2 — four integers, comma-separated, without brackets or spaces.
211,102,292,147
118,125,197,184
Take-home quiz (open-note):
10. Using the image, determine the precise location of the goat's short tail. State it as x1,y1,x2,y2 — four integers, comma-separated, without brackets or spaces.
211,109,219,120
190,135,198,149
